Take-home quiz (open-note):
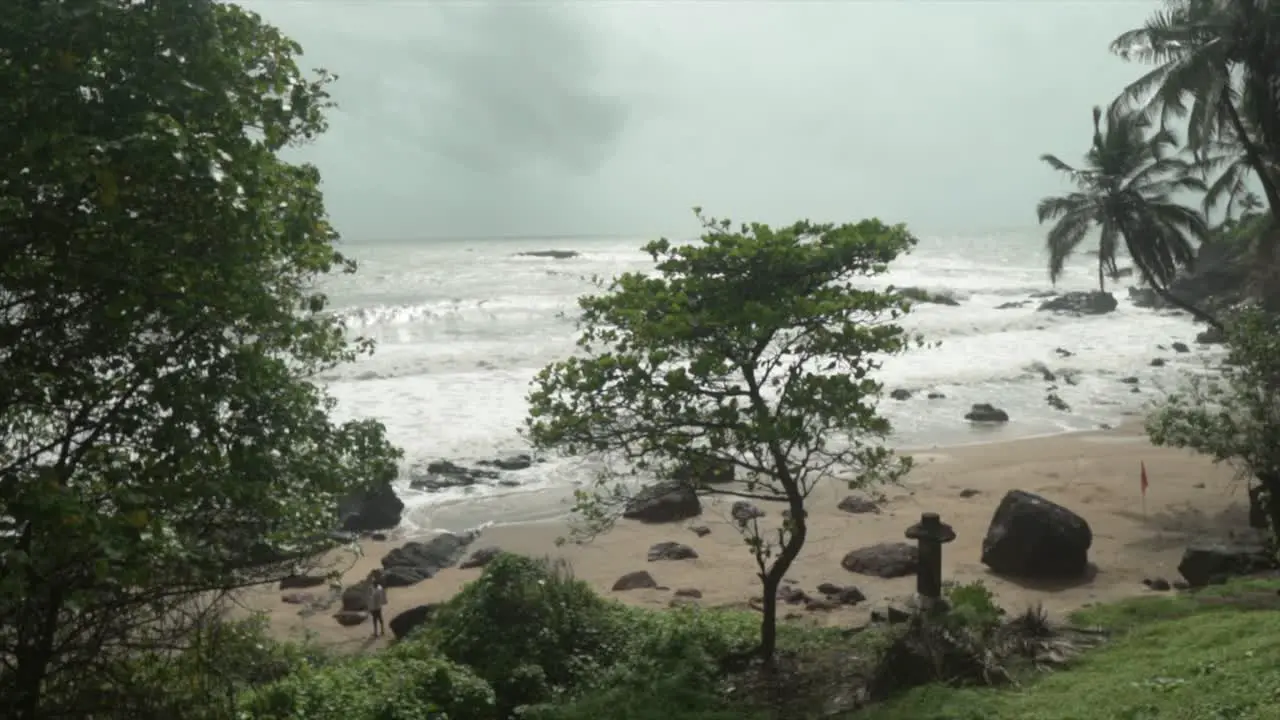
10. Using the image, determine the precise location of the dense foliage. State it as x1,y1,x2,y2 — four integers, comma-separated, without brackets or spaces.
524,210,918,662
0,1,399,717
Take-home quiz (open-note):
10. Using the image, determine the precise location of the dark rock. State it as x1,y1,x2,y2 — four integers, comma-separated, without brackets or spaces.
459,546,502,570
996,300,1028,309
1029,361,1056,382
837,495,880,515
1142,577,1172,591
778,585,810,604
871,605,912,624
389,604,437,640
1172,342,1191,353
1128,286,1165,309
671,457,735,485
817,582,866,605
1196,327,1225,344
1177,542,1276,588
889,388,912,401
623,481,702,523
369,532,388,542
333,610,368,627
841,542,919,579
281,592,316,605
476,453,534,471
1150,358,1166,367
280,574,327,590
612,570,658,591
408,460,500,491
1038,291,1118,315
517,250,579,259
379,531,478,587
1046,392,1070,412
674,588,703,598
981,490,1092,579
1059,370,1080,386
1054,347,1074,357
731,500,766,525
341,582,372,612
965,403,1009,423
1119,376,1139,384
897,286,961,306
338,480,404,532
1173,580,1190,591
690,525,712,537
958,488,980,499
648,541,698,561
927,391,946,400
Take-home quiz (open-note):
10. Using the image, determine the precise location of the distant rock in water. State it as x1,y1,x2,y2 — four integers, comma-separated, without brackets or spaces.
1037,291,1117,315
895,286,960,306
517,249,580,259
407,455,536,492
964,403,1009,423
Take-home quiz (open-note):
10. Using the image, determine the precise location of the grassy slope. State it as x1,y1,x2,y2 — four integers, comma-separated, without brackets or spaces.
859,578,1280,720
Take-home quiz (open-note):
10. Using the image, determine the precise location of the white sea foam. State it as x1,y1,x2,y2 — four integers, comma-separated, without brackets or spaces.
319,232,1224,532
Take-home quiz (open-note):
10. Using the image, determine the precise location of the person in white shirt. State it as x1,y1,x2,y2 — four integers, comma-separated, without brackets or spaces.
369,574,388,638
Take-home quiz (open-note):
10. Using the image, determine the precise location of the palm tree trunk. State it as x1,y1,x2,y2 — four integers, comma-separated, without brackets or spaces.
1224,100,1280,229
1155,286,1224,331
1097,259,1105,292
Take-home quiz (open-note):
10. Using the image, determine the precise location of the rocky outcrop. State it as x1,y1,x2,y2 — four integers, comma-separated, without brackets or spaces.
379,531,479,587
841,542,919,579
837,495,879,515
1037,291,1118,315
1177,542,1276,588
647,541,698,561
981,490,1092,579
407,455,535,491
623,481,702,523
339,479,404,532
731,500,765,525
459,546,502,569
889,388,912,401
964,403,1009,423
612,570,658,591
1128,286,1165,309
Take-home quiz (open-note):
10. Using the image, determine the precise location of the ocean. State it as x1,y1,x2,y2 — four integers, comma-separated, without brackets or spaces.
318,229,1221,533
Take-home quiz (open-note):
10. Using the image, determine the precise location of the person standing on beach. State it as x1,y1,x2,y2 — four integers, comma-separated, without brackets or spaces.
369,575,388,638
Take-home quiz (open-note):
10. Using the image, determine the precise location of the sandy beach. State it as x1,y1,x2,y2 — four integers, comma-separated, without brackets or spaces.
240,422,1252,653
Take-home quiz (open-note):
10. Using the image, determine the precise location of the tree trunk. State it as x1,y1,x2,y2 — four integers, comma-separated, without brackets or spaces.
1257,471,1280,542
1097,260,1105,292
1155,286,1225,331
1225,101,1280,231
759,496,809,667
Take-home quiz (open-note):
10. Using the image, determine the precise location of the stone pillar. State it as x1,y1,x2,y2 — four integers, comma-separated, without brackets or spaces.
905,512,956,610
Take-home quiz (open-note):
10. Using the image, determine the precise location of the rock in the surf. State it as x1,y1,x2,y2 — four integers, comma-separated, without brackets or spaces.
981,490,1092,579
623,481,702,523
964,403,1009,423
1037,290,1118,315
516,249,579,259
338,479,404,532
408,460,499,491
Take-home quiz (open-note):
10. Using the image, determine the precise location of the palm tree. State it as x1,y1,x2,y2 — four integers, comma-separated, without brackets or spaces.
1110,0,1280,227
1037,103,1220,327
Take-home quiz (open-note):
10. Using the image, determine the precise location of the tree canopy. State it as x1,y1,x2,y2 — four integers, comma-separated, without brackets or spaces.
525,210,918,662
0,1,400,716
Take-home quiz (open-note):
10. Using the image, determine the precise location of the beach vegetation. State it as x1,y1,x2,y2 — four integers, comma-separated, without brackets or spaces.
1036,103,1214,322
0,1,400,717
1147,307,1280,540
524,210,919,665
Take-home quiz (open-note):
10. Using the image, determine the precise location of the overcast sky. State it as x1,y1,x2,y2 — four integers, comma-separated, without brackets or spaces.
245,0,1159,241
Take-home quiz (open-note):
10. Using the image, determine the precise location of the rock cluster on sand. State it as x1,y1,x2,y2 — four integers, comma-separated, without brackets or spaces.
379,531,480,587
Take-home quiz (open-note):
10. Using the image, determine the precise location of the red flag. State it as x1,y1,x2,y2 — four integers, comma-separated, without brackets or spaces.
1140,461,1149,496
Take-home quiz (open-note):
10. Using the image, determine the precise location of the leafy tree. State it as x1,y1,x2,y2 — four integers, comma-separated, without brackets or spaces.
1111,0,1280,226
1147,308,1280,539
1037,103,1216,325
525,210,917,664
0,1,400,717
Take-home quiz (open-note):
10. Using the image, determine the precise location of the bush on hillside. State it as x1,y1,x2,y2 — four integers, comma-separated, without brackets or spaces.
422,553,622,713
239,646,495,720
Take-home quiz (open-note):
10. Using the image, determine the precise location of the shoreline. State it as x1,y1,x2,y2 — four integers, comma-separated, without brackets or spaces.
242,417,1252,653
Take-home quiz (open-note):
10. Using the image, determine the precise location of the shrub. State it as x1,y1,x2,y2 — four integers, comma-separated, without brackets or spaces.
595,605,758,689
944,580,1005,634
239,650,495,720
422,554,620,713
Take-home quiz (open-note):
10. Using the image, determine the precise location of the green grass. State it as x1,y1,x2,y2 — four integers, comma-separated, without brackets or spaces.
857,579,1280,720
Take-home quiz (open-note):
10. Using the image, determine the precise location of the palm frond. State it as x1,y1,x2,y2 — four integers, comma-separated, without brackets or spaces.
1045,209,1095,284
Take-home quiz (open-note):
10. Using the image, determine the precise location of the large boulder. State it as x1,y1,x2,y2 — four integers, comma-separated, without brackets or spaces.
339,480,404,532
389,604,437,640
623,481,702,523
981,490,1092,579
1037,291,1118,315
841,542,919,579
379,531,478,588
1177,542,1275,588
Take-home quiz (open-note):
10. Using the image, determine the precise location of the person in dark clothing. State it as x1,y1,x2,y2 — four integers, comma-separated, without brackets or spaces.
369,575,388,638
